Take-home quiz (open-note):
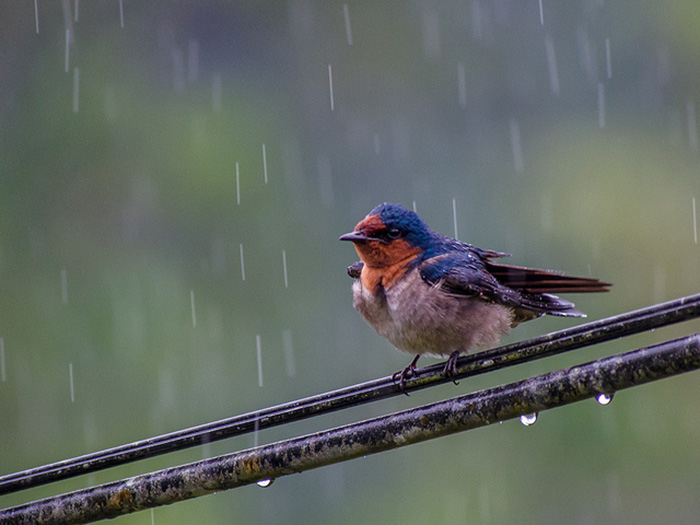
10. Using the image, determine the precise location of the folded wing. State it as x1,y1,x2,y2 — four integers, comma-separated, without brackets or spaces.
420,253,610,318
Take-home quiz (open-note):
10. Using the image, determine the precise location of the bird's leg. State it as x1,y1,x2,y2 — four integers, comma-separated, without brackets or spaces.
392,354,421,394
442,351,461,385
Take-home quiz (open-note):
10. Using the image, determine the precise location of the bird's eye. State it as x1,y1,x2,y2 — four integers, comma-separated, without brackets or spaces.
387,227,401,239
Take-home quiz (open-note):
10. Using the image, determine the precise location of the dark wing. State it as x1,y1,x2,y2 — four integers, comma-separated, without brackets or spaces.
420,254,509,300
419,253,602,318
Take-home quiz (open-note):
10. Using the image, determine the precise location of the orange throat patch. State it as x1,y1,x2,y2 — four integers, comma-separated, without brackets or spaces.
349,214,421,294
359,262,415,294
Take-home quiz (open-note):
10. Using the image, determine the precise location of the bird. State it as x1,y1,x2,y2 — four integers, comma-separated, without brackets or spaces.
339,202,611,390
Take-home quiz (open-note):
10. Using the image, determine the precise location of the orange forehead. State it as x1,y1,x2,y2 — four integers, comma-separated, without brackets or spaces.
354,214,384,235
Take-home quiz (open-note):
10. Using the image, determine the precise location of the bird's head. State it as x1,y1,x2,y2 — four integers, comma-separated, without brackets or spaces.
339,203,432,268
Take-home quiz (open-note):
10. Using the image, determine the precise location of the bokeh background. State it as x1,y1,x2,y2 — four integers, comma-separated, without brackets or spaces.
2,1,700,523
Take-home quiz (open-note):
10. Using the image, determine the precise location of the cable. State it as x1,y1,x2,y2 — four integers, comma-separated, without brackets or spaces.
1,293,700,495
3,334,699,524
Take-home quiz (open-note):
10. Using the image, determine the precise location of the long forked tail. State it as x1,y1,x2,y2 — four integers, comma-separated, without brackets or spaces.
485,261,612,294
485,260,611,318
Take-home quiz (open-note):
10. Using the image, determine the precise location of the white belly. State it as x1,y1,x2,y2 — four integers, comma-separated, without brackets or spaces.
352,269,514,357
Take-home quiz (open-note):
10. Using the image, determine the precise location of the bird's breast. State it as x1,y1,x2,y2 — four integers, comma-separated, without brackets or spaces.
352,267,514,356
359,259,414,295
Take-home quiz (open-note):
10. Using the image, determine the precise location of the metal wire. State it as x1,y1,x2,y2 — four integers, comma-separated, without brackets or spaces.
3,334,699,524
1,292,700,496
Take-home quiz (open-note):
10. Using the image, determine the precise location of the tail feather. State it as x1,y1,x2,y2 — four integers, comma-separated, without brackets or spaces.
485,261,611,294
517,292,586,317
486,260,610,320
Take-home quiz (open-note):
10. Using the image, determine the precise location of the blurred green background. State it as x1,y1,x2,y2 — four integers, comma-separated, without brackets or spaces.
2,1,700,523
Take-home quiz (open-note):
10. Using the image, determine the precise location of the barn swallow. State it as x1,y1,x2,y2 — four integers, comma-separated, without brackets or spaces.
340,202,611,390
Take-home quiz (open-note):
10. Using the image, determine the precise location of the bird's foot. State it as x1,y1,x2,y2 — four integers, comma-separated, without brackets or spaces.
392,355,421,395
442,351,461,385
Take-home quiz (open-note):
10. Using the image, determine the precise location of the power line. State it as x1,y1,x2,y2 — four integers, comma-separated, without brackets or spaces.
3,334,699,524
1,293,700,496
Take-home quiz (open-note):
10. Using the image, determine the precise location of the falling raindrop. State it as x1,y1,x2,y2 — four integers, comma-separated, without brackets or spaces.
412,201,417,213
236,162,241,205
34,0,39,33
64,29,71,73
509,119,524,174
343,4,353,46
235,162,241,205
74,0,79,22
69,363,75,403
457,63,467,109
150,508,155,525
538,0,544,25
256,335,263,387
119,0,124,28
61,268,68,304
0,337,5,382
452,198,459,239
73,67,80,113
239,243,246,281
257,478,274,488
692,197,697,244
328,64,335,111
190,290,196,328
282,250,289,288
598,83,605,128
520,412,538,426
605,38,612,79
262,143,269,184
544,35,559,96
596,393,614,405
283,329,296,377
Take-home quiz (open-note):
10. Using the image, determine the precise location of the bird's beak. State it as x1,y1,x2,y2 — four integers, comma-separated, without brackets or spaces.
339,230,372,242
